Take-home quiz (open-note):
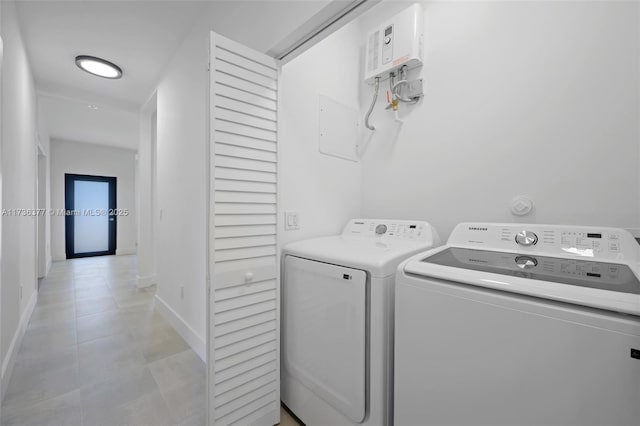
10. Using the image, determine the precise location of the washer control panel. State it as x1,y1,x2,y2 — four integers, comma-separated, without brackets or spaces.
442,247,635,287
448,223,640,262
343,219,436,242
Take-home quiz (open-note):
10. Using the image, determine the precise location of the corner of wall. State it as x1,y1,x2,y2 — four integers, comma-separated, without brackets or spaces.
115,247,137,256
154,294,206,361
154,19,208,348
136,273,156,289
0,290,37,399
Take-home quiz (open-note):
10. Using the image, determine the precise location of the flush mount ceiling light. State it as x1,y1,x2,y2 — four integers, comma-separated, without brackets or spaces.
75,55,122,79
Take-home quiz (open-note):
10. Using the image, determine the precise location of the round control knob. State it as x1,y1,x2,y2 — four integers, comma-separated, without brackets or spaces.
515,230,538,246
375,224,388,235
515,255,538,269
384,36,391,45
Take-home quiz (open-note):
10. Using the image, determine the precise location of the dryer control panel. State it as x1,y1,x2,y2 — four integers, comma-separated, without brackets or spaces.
448,223,640,262
343,219,438,243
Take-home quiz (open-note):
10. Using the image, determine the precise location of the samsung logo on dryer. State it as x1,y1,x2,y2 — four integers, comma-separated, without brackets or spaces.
468,227,488,231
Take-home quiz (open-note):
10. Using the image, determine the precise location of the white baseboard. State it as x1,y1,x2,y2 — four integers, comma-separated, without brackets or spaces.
136,274,156,289
116,247,137,256
154,295,206,362
1,290,37,399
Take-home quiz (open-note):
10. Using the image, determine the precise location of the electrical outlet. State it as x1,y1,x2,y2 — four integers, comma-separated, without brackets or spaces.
180,285,184,300
285,211,299,231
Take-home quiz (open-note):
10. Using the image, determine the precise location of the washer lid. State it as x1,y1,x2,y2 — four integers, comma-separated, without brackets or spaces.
283,235,437,278
403,246,640,316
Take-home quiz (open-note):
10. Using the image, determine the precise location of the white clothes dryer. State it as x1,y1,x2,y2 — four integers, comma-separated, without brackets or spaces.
282,219,440,426
395,222,640,426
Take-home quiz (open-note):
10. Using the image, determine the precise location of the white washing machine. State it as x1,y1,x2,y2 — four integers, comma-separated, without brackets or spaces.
395,222,640,426
282,219,441,426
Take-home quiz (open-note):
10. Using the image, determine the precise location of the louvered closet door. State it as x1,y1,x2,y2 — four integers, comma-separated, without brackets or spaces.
208,32,280,426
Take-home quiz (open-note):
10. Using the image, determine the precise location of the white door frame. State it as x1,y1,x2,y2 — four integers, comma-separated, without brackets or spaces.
136,92,158,288
36,141,47,279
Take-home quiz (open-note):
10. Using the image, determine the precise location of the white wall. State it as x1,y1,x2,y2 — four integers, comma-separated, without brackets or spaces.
279,21,363,246
136,95,157,288
0,0,38,394
155,24,208,351
357,0,640,239
37,98,52,276
148,1,340,355
50,139,137,260
0,1,3,406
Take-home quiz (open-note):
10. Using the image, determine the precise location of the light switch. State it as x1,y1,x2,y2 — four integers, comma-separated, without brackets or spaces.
285,211,299,231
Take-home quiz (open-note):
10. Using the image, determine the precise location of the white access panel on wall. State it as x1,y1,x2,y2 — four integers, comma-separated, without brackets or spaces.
208,32,280,426
318,94,359,162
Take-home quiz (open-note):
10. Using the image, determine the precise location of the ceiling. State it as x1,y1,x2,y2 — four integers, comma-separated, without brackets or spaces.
16,0,344,149
17,0,212,111
39,94,139,150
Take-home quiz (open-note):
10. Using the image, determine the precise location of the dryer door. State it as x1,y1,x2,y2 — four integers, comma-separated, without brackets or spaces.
283,255,367,423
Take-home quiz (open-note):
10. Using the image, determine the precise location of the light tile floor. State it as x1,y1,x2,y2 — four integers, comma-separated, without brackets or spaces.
279,407,302,426
0,256,205,426
1,255,299,426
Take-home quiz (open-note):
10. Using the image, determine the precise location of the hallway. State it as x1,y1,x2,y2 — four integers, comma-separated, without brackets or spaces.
0,256,206,426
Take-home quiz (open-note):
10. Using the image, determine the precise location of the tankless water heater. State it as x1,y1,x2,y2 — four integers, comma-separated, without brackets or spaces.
364,3,424,83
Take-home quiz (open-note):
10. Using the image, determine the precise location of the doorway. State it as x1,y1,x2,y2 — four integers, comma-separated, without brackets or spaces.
64,173,117,258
